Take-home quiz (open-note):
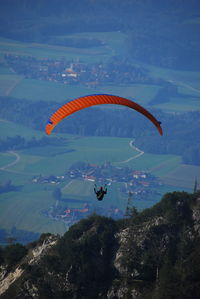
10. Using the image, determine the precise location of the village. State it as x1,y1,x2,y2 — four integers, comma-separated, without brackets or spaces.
33,161,160,227
5,54,164,88
32,161,160,192
42,202,124,228
32,161,160,195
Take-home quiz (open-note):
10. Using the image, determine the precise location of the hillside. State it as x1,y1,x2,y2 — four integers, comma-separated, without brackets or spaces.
0,0,200,70
0,190,200,298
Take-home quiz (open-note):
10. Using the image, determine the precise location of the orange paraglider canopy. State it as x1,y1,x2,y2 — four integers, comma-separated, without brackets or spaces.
45,94,163,136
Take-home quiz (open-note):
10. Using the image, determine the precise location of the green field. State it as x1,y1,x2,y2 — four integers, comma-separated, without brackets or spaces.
161,164,200,189
0,65,14,75
62,180,94,198
100,84,160,106
0,32,127,62
0,189,66,234
133,59,200,91
7,77,161,105
0,152,14,168
10,79,96,102
0,119,44,139
0,74,23,96
134,61,200,111
155,97,200,112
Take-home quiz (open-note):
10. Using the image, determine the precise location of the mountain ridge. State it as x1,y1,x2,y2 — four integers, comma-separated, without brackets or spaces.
0,190,200,298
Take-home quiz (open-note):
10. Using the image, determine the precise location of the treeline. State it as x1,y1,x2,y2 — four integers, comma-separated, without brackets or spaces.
0,135,68,151
182,145,200,166
51,37,104,48
0,243,27,271
135,111,200,166
0,96,200,165
0,226,40,246
0,0,199,70
0,180,21,194
128,20,200,70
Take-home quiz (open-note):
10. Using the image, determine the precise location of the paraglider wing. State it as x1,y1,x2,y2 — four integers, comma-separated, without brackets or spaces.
45,94,163,136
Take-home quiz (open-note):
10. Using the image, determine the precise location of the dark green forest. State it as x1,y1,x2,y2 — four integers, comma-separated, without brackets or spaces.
0,135,68,151
1,96,200,165
0,0,200,70
0,226,40,247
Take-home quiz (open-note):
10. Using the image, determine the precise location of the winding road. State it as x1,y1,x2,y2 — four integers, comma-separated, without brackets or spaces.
118,140,144,164
0,151,21,170
168,79,200,94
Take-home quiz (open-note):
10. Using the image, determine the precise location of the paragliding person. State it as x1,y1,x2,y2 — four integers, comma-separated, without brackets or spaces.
94,184,107,201
45,94,163,136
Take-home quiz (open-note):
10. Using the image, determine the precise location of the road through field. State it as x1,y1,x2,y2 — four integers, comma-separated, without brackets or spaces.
0,151,21,170
168,79,200,94
62,180,74,192
118,140,144,164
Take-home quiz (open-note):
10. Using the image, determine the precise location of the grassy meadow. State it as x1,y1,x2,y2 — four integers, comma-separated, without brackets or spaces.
0,32,127,62
10,79,96,103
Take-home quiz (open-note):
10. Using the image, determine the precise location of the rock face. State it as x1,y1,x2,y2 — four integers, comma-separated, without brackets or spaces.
192,197,200,235
0,234,59,298
0,267,24,296
109,216,167,299
1,191,200,299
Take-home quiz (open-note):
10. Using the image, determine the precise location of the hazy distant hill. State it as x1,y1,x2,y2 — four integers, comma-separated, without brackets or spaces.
0,0,200,70
0,190,200,298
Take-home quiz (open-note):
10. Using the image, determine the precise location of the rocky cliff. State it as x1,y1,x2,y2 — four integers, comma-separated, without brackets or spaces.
0,191,200,299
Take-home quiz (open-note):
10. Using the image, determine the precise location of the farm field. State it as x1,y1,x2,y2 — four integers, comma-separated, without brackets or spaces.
135,61,200,111
161,164,200,189
10,78,97,103
134,58,200,91
0,74,23,97
155,96,200,112
0,119,44,139
100,84,160,106
0,189,66,234
8,78,161,106
0,152,14,168
0,32,127,62
124,154,183,180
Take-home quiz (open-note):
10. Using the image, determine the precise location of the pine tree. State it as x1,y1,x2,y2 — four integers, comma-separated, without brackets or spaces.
193,177,198,193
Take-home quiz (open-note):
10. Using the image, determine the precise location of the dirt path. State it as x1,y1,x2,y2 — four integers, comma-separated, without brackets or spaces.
62,180,74,192
5,79,21,96
118,140,144,164
168,79,200,94
0,151,21,170
0,151,38,175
